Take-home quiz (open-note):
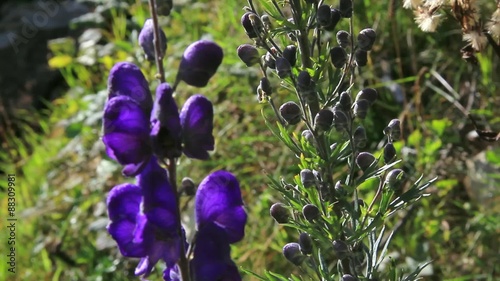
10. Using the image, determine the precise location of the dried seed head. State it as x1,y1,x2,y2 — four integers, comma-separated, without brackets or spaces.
339,0,353,18
332,239,349,259
237,44,260,67
383,143,396,164
283,243,305,266
270,203,289,223
276,57,292,78
357,28,376,51
385,169,406,190
354,49,368,66
283,45,297,67
339,91,352,111
314,109,334,132
355,88,378,105
302,204,320,222
330,46,348,68
280,101,301,125
336,30,351,48
299,232,313,255
353,99,369,119
353,126,367,148
384,119,401,140
181,177,196,196
356,152,376,171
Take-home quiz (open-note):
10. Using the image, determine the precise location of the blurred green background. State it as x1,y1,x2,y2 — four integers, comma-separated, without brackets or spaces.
0,0,499,280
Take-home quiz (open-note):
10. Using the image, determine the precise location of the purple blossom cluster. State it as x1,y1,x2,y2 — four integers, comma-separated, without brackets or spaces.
102,18,246,280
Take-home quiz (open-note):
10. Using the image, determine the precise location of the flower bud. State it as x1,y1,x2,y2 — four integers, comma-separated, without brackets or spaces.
332,239,349,259
353,126,367,148
264,50,276,69
301,130,315,145
297,71,317,102
300,169,316,188
332,240,349,260
314,109,334,132
339,91,352,111
384,119,401,140
383,143,396,164
237,44,260,66
283,45,297,67
270,203,289,223
358,28,376,51
330,46,347,68
333,108,349,131
339,0,353,18
261,14,272,30
336,30,351,48
241,12,262,38
181,177,196,196
334,181,347,197
385,169,406,190
138,19,167,61
356,152,376,171
342,274,358,281
302,204,320,222
177,40,223,87
156,0,173,16
353,99,369,119
280,101,301,125
283,243,305,266
355,49,368,66
276,57,292,78
355,88,378,105
259,77,272,96
299,233,313,255
317,5,332,27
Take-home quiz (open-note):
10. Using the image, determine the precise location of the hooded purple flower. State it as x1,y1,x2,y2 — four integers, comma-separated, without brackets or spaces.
138,18,168,61
192,170,247,281
180,94,214,159
176,40,223,88
106,158,183,278
103,62,215,176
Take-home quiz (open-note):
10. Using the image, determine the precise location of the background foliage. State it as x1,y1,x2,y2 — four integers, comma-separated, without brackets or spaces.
0,0,499,280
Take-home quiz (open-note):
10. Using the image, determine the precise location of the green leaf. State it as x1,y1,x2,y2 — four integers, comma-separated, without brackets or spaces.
48,55,73,69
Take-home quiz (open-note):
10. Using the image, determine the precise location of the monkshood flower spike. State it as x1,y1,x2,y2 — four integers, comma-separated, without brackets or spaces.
174,40,224,89
103,62,215,176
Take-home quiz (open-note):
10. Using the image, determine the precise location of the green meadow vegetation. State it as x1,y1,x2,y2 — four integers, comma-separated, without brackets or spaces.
1,0,499,280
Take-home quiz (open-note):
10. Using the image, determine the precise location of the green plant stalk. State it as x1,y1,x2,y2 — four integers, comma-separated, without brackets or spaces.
148,0,189,280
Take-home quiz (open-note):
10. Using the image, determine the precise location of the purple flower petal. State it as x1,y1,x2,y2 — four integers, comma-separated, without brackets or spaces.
138,19,167,61
195,171,247,243
177,40,223,87
106,184,145,257
180,94,214,159
137,157,178,232
192,223,242,281
163,265,180,281
150,83,182,159
103,96,152,176
108,62,153,114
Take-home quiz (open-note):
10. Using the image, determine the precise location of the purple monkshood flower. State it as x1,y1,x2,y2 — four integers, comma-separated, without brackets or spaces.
176,40,223,88
106,158,183,279
138,18,168,61
103,62,215,176
192,170,247,281
107,162,247,281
